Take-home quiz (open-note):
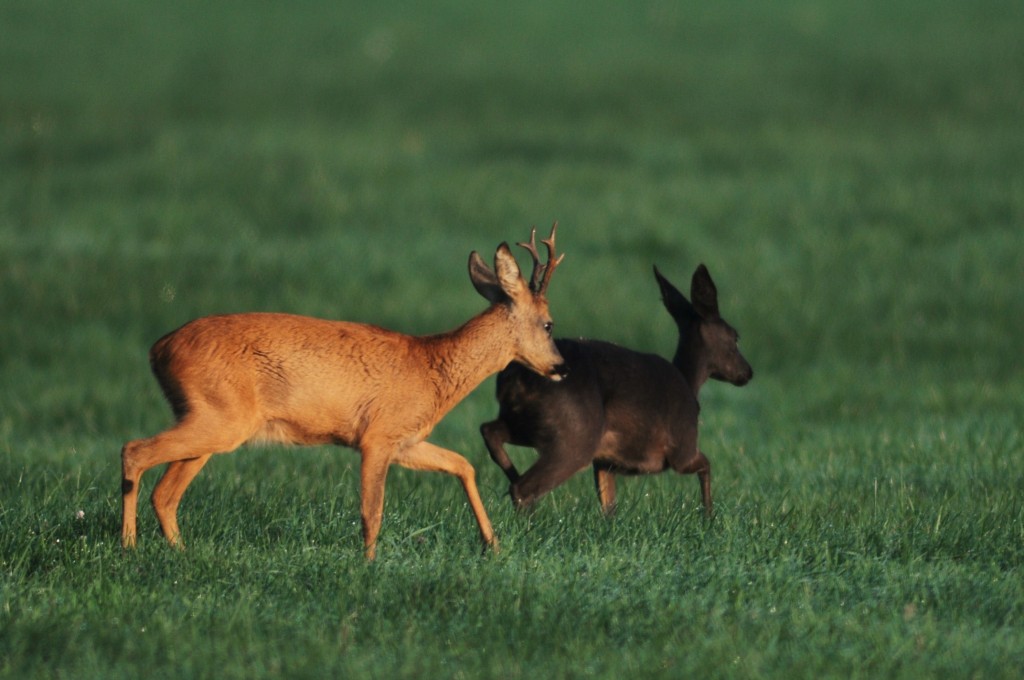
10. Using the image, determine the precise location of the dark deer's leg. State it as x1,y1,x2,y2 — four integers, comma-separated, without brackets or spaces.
696,454,712,516
480,419,521,484
511,453,589,510
672,450,712,516
510,414,601,510
593,465,618,516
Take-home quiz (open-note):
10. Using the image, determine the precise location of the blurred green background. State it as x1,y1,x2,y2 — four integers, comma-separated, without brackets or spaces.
2,1,1023,677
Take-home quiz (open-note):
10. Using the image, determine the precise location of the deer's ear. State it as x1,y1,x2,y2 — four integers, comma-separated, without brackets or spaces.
690,264,720,319
469,251,507,304
654,265,696,321
493,243,530,300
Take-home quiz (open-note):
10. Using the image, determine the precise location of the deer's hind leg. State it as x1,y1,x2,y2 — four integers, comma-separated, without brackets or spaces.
510,426,599,511
121,414,254,548
151,455,213,546
481,419,521,484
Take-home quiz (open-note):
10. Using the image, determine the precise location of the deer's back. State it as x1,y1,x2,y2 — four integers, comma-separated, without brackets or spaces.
149,313,435,446
580,339,699,468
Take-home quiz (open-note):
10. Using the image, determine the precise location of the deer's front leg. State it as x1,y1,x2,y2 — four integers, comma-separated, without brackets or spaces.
696,451,712,517
394,440,498,554
670,449,712,516
593,465,618,516
359,447,392,561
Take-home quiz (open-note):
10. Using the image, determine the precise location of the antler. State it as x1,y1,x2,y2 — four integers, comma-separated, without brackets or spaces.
516,222,565,296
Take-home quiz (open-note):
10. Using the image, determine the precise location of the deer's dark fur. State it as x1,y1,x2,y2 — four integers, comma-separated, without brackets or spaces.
480,264,752,515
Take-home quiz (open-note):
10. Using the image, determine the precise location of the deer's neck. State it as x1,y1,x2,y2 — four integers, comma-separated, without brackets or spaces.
421,305,514,413
673,335,708,398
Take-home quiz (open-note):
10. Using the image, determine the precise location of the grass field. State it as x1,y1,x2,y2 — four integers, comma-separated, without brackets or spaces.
2,0,1023,677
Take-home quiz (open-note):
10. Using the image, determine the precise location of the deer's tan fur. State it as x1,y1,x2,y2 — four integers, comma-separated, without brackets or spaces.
121,231,565,559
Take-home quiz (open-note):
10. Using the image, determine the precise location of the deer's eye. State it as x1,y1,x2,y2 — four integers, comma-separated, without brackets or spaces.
544,322,553,336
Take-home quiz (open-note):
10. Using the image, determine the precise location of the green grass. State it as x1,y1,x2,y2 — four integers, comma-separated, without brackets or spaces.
2,0,1023,677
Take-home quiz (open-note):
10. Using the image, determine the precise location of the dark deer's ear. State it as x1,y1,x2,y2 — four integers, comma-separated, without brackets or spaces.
654,265,696,321
469,250,507,304
690,264,720,319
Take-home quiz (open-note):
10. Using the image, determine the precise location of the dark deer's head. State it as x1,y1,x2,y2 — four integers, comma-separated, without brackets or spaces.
654,264,753,392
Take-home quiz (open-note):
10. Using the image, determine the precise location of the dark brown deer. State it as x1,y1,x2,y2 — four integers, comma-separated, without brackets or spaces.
121,225,567,559
480,264,752,516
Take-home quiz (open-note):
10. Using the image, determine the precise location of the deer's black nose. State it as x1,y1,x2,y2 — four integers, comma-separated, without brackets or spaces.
551,363,570,380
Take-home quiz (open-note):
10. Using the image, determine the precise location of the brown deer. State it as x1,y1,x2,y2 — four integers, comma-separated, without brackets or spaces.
480,264,751,516
121,225,567,559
